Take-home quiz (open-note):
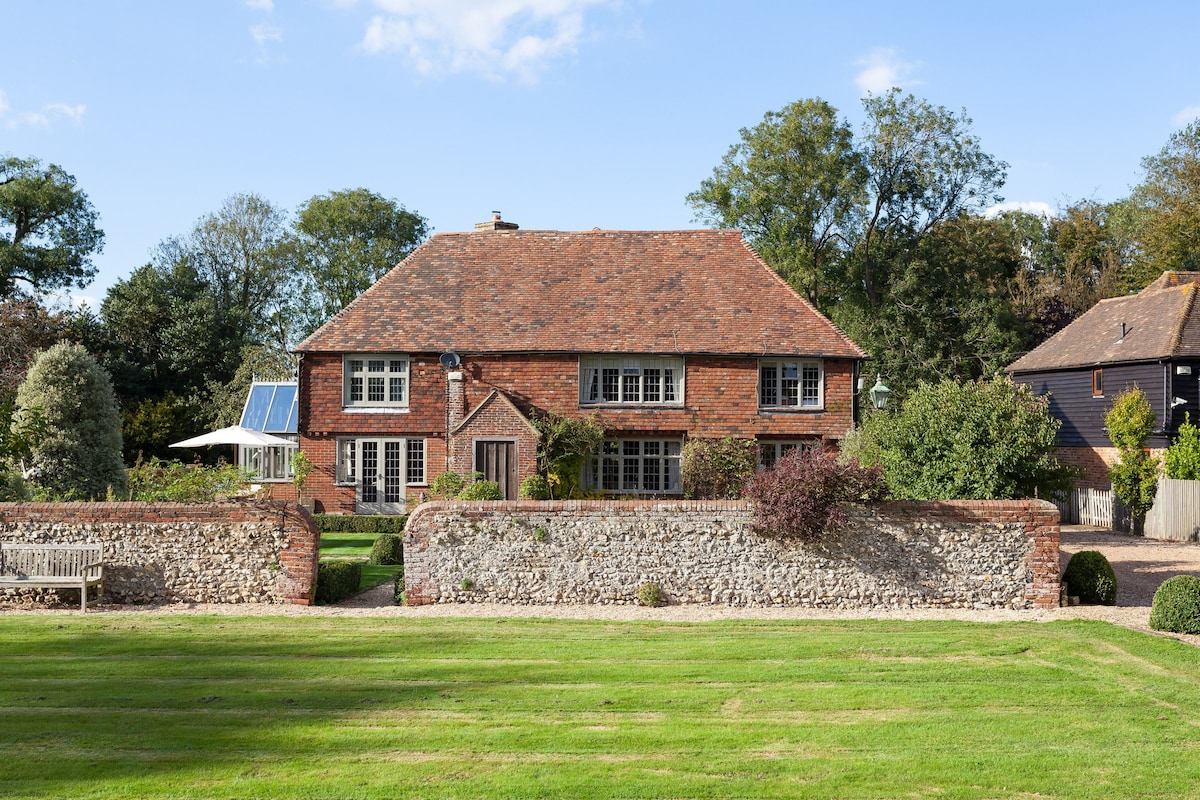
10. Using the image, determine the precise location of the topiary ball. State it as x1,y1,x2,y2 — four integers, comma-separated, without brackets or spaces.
1150,575,1200,633
1062,550,1118,605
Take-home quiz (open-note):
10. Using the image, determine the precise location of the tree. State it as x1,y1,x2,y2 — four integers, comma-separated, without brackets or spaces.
0,296,69,394
187,193,294,350
1105,387,1160,532
1134,121,1200,275
1164,413,1200,480
288,188,429,340
849,89,1007,310
0,155,104,298
530,410,604,499
689,91,1010,400
15,342,127,499
686,99,864,306
838,214,1036,395
842,375,1074,501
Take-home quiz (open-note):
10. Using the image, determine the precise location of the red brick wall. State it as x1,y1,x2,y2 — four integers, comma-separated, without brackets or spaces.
1056,446,1167,490
300,351,858,511
449,395,539,480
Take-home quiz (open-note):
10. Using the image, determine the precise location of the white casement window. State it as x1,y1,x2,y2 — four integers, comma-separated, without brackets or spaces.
336,438,425,486
580,356,684,405
584,439,682,494
758,440,816,470
759,359,823,409
343,355,409,409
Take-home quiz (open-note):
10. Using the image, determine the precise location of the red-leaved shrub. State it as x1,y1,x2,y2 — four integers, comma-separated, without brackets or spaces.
744,445,887,541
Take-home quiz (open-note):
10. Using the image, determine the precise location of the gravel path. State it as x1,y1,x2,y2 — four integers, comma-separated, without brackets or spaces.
5,525,1200,645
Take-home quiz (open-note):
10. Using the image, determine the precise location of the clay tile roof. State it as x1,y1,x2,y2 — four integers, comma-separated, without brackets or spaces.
296,228,866,359
1007,271,1200,372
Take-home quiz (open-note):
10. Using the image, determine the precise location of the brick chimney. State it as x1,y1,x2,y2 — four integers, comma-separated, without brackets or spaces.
447,370,465,471
474,211,519,232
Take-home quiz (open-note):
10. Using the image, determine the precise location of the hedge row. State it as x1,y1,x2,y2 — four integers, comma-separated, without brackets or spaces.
314,514,407,534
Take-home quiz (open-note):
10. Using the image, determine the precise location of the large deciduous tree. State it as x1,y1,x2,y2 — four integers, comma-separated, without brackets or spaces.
687,99,864,306
288,188,429,340
0,155,104,298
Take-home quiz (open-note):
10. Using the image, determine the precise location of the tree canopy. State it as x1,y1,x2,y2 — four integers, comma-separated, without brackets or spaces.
0,155,104,298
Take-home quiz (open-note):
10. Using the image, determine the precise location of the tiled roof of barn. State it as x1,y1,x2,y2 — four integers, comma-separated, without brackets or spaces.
1007,271,1200,372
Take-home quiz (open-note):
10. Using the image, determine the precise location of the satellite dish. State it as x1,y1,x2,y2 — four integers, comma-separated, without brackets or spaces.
439,352,461,368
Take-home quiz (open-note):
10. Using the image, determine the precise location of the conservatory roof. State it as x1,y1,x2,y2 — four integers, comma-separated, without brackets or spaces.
239,382,298,435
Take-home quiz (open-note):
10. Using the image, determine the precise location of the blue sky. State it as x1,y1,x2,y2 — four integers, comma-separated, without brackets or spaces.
5,1,1200,309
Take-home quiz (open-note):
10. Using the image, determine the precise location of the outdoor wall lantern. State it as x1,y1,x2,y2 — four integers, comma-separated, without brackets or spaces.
869,375,891,410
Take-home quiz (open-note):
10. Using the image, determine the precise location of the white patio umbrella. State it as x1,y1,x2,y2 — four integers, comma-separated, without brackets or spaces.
169,425,294,448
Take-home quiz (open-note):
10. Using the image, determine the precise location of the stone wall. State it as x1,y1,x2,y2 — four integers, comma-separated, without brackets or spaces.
0,501,319,606
404,499,1061,609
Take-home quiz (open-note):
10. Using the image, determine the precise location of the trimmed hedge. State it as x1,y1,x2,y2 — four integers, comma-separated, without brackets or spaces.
1062,550,1118,605
314,514,407,534
315,560,363,605
368,533,404,566
1150,575,1200,634
393,570,406,605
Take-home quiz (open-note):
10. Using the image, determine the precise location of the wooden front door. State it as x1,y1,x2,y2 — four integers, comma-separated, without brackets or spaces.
475,440,518,500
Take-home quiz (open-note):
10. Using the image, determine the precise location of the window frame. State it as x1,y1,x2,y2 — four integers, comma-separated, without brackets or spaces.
343,355,410,410
579,356,685,407
1092,368,1104,397
336,437,425,486
757,439,816,470
583,438,683,495
238,435,300,483
758,358,824,410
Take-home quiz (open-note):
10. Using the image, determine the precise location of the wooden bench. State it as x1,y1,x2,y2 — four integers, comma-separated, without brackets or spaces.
0,542,104,612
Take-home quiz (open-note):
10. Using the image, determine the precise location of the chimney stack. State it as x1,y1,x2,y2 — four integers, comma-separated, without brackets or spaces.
474,211,519,232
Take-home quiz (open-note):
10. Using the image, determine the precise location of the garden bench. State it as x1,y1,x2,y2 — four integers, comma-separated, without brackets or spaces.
0,542,104,612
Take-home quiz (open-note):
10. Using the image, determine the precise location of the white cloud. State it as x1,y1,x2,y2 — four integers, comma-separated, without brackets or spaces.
984,200,1055,219
358,0,609,82
250,23,284,63
854,47,920,96
245,0,274,10
1173,105,1200,127
1,94,86,130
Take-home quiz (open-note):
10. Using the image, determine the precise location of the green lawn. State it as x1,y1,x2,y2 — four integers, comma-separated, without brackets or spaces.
2,616,1198,799
318,532,402,594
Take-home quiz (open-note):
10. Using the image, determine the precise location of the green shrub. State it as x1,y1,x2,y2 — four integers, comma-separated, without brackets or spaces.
127,457,252,502
315,560,362,605
1165,413,1200,479
1062,550,1118,605
680,437,758,499
393,570,406,605
314,514,407,534
1149,575,1200,633
429,470,464,499
458,480,503,500
519,474,551,500
367,533,403,566
636,582,662,607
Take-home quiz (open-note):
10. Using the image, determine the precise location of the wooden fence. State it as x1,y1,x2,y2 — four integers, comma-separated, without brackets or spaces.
1054,479,1200,540
1144,477,1200,542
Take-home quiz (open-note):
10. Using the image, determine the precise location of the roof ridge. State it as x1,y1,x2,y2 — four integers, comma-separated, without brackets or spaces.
1169,284,1198,356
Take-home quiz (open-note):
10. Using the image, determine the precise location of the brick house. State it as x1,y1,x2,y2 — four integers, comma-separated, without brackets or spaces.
294,217,867,513
1008,270,1200,488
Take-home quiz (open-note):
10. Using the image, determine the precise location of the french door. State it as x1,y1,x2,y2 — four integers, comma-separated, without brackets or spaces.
356,438,407,514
